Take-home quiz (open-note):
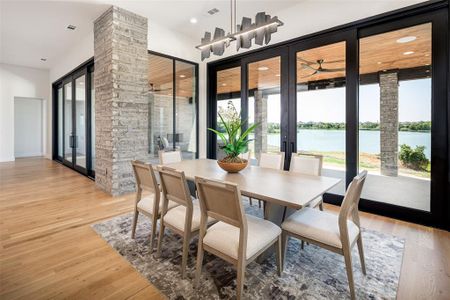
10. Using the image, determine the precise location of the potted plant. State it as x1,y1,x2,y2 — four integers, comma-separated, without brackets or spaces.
208,102,258,173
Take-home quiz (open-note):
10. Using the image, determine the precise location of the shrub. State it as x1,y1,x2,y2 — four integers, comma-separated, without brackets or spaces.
399,144,429,170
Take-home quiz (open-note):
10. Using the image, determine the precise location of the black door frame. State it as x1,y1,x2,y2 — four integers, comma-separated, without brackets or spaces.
206,1,449,229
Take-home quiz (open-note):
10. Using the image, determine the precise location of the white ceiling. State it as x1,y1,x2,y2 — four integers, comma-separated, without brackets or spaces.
0,0,428,70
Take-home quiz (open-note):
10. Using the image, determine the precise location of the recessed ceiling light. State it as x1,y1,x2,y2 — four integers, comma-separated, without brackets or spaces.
67,25,76,30
425,53,430,57
396,36,416,43
257,66,269,71
40,58,47,62
179,74,186,78
425,70,430,73
403,51,414,55
377,61,382,65
275,74,280,77
221,83,227,86
190,18,197,24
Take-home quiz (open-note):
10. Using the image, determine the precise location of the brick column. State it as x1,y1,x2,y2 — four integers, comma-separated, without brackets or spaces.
94,6,149,195
254,90,268,158
379,71,399,177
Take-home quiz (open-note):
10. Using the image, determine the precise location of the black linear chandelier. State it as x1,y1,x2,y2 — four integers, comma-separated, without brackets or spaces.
195,0,284,60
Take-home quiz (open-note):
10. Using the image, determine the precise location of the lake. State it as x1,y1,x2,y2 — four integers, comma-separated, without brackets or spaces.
264,129,431,159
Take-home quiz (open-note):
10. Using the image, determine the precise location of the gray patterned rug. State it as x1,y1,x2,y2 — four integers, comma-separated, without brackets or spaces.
92,203,404,299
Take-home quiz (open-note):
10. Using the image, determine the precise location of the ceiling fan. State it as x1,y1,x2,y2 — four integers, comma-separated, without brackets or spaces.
298,57,345,78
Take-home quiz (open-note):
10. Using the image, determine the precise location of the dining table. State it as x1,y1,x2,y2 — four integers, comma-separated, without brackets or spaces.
159,158,341,259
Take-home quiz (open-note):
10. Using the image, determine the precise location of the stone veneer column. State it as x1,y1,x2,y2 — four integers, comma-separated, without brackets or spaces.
379,71,399,176
254,90,268,157
94,6,149,195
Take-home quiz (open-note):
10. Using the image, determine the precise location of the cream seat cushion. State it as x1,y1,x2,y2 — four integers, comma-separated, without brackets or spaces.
137,193,178,215
203,214,281,260
163,199,214,232
282,207,360,249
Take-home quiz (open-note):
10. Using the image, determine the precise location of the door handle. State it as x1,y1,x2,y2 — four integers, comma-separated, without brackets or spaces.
69,135,74,148
74,136,78,148
291,142,295,153
282,141,287,152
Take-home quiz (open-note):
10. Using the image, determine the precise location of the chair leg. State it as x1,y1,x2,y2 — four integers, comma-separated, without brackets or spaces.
357,235,366,275
275,236,283,276
194,239,204,288
281,231,288,271
181,231,191,279
258,200,262,208
319,201,324,211
156,219,165,257
301,240,304,250
249,197,253,206
131,210,139,239
149,214,158,251
236,259,245,300
343,247,356,300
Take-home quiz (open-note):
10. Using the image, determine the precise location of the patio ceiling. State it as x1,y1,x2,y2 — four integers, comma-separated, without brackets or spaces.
149,23,431,97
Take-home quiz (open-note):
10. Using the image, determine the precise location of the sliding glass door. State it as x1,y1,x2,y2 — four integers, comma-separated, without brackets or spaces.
53,59,95,178
207,5,448,227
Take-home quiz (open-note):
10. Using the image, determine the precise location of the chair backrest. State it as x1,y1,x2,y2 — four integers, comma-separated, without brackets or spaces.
195,176,246,229
259,152,285,170
159,150,182,164
289,153,323,176
131,160,159,193
157,166,193,209
338,170,368,241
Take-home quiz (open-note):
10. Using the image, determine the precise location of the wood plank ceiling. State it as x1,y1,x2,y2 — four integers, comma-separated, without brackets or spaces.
148,23,431,97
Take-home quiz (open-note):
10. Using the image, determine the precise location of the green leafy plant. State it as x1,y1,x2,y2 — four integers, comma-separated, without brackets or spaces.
208,101,258,163
399,144,429,170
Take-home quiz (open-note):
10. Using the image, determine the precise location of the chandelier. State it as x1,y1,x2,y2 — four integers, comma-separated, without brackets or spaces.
195,0,284,60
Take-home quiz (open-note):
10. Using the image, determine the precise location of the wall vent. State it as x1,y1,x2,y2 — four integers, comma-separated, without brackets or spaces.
207,8,219,15
67,25,76,30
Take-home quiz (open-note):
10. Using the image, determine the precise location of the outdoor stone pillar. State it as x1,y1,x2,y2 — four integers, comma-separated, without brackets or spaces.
94,6,149,195
254,90,268,158
379,71,399,177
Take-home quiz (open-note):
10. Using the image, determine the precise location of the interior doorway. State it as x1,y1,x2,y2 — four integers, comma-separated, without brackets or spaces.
14,97,45,158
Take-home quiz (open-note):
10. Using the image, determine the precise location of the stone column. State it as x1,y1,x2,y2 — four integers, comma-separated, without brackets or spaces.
94,6,149,195
379,71,399,177
254,90,268,158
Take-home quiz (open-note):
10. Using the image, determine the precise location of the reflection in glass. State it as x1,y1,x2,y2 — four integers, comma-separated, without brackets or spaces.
91,80,95,172
176,61,197,160
64,82,72,162
359,23,431,211
247,56,281,160
75,76,86,168
216,66,241,159
296,41,346,195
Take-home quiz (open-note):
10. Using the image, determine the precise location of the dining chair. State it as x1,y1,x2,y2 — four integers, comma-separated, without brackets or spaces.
289,153,324,211
158,150,182,164
194,177,282,300
251,151,286,208
156,166,215,278
130,161,179,250
281,171,368,300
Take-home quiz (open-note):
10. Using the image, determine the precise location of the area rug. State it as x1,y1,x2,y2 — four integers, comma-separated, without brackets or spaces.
91,204,404,299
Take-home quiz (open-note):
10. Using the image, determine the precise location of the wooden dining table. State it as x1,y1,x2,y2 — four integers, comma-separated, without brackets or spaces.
160,159,341,240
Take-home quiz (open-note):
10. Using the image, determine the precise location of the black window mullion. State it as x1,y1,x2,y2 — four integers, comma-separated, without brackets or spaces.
241,60,248,133
172,59,176,150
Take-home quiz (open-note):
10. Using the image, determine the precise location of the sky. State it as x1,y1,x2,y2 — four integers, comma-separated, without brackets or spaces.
233,78,431,123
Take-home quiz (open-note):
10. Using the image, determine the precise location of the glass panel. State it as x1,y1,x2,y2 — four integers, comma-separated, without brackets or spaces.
57,87,63,158
75,76,86,169
296,41,346,195
248,57,281,161
148,53,174,163
175,61,197,160
90,78,95,172
64,82,72,163
216,66,241,160
359,23,431,211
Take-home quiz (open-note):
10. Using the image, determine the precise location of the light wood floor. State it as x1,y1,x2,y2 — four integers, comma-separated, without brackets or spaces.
0,158,449,299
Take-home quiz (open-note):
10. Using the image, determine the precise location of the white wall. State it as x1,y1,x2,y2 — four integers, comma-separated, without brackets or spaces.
0,63,50,162
14,97,44,157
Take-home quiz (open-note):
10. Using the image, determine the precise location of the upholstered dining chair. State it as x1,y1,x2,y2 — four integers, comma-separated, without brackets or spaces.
281,171,368,300
289,153,324,210
194,177,282,300
130,161,179,250
158,150,182,164
156,166,215,278
251,151,286,208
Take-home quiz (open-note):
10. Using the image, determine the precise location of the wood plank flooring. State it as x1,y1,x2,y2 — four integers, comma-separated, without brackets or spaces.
0,158,449,299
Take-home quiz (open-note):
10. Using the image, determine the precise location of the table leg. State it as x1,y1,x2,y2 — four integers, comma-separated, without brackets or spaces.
257,202,296,262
